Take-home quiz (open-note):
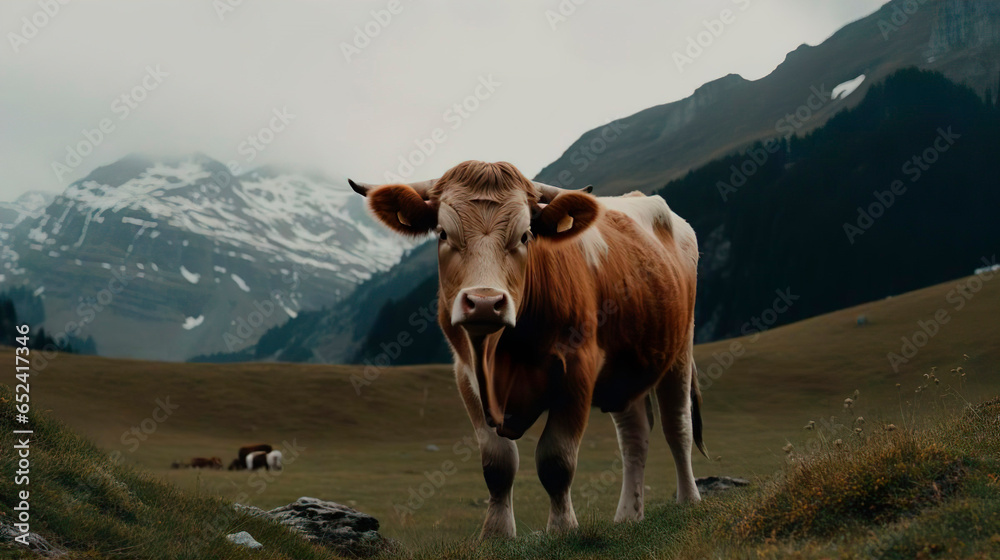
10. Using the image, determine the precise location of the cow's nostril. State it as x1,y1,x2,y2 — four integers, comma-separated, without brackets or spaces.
493,296,505,312
462,294,476,313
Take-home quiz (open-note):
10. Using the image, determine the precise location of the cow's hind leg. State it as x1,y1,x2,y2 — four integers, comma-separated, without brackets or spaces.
536,399,589,532
655,362,701,503
611,394,652,522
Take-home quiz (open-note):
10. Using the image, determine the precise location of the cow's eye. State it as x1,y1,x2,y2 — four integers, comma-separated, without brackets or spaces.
521,232,531,244
439,230,448,242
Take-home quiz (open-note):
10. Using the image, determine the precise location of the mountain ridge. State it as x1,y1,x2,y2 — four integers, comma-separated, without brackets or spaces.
534,0,1000,195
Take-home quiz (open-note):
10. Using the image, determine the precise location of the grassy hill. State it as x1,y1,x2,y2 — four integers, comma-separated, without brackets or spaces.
2,270,999,557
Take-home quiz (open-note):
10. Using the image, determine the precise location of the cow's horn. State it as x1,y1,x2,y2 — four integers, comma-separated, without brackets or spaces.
533,182,595,203
348,178,437,200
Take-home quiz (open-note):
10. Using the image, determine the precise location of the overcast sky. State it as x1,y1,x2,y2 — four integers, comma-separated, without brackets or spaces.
0,0,889,201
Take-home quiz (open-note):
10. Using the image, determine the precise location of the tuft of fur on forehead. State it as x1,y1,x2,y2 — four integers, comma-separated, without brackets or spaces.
431,161,539,203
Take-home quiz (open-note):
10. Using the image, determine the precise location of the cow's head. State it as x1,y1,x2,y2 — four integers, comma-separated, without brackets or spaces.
350,161,600,339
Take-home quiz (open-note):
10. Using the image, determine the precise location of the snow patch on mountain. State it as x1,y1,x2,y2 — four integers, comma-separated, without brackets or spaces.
833,74,866,100
180,266,201,284
231,273,250,292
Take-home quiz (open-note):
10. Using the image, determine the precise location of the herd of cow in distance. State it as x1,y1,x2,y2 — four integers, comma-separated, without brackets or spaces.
170,443,282,471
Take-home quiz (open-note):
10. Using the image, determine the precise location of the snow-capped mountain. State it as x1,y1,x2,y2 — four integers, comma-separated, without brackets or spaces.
0,154,410,361
0,190,57,228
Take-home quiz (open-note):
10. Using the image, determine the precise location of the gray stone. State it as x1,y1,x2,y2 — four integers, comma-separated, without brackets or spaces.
233,497,392,557
226,531,263,549
695,476,750,494
0,521,65,556
425,444,440,452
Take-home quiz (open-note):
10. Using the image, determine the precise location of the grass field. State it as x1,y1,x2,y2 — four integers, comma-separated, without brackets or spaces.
3,271,999,557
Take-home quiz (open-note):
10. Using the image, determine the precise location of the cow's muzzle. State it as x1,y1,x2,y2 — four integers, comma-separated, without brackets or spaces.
451,287,515,335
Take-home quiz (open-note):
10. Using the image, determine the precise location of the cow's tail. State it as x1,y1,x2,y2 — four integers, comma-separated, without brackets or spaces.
644,392,655,430
691,363,708,458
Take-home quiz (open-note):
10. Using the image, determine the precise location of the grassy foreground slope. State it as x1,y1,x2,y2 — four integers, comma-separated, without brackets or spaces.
0,382,347,560
1,270,998,558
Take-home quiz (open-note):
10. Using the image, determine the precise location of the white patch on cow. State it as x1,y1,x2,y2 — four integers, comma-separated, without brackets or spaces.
576,226,609,268
575,193,675,268
599,193,673,237
246,451,265,470
267,450,283,470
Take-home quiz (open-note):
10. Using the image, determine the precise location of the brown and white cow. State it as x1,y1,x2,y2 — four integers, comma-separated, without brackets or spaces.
238,444,272,463
351,161,705,538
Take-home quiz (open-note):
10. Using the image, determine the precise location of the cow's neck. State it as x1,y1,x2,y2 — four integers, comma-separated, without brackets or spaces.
467,242,589,437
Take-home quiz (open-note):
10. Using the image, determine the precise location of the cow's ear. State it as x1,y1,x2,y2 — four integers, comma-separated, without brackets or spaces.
531,192,600,241
368,184,438,236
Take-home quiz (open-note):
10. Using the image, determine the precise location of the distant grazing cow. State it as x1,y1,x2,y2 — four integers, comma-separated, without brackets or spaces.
238,444,273,463
244,450,283,471
351,161,705,538
189,457,223,469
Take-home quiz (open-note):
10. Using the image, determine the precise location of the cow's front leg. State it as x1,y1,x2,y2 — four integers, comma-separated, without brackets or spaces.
457,366,519,539
536,398,589,533
477,426,519,538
